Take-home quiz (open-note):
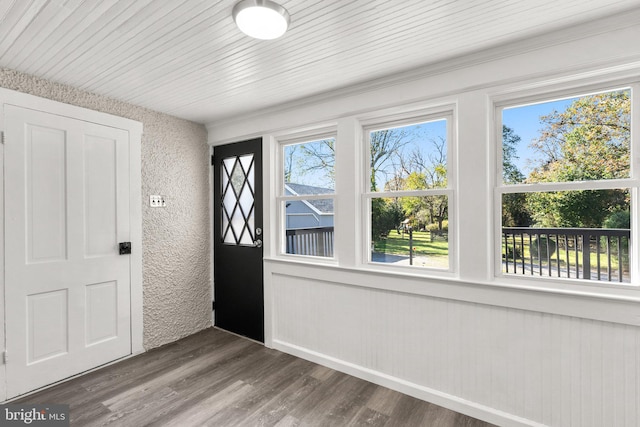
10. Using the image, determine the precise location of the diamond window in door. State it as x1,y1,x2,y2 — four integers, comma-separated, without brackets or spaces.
221,154,255,246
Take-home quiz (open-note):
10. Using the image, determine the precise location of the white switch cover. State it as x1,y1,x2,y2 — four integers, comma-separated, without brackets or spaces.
149,195,166,207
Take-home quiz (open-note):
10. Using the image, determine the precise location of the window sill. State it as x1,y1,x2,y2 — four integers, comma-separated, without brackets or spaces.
493,272,640,301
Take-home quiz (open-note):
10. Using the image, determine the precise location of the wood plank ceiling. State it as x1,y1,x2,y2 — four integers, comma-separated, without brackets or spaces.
0,0,638,124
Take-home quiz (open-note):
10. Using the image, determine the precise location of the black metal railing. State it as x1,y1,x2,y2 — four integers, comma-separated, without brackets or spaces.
502,227,630,282
286,227,334,257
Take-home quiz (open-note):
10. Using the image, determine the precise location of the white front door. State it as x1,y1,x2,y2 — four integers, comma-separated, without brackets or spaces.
4,105,132,398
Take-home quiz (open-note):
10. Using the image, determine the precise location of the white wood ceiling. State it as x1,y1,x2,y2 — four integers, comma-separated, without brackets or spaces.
0,0,638,124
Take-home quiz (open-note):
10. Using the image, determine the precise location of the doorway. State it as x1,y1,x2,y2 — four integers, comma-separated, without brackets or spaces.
213,138,264,342
3,100,142,399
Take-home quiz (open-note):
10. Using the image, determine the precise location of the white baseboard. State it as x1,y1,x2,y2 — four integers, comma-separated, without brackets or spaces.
272,340,542,427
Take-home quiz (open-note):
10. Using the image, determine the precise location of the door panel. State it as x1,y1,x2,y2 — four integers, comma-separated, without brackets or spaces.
85,281,118,346
26,125,67,262
5,105,132,398
27,289,68,363
84,134,118,257
214,138,264,342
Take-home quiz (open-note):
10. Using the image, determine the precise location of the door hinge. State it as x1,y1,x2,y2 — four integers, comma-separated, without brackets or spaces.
3,351,7,364
211,154,215,166
1,131,4,144
212,301,215,311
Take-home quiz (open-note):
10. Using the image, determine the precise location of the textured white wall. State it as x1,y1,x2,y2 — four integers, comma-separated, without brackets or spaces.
0,68,211,350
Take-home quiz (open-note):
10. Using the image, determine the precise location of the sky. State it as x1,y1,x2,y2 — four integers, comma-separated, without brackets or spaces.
371,119,447,191
284,119,448,191
502,97,574,176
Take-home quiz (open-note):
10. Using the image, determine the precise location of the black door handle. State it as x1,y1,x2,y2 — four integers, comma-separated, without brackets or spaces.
119,242,132,255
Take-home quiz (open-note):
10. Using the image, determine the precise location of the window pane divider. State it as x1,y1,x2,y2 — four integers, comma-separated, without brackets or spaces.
499,178,635,194
278,194,335,202
365,189,452,198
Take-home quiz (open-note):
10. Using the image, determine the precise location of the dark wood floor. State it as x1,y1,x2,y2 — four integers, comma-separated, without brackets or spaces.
16,328,493,426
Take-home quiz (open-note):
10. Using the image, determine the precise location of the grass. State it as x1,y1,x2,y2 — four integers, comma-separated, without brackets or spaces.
374,230,448,258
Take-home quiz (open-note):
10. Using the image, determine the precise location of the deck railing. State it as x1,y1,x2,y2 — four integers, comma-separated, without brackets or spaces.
502,227,630,282
286,226,334,257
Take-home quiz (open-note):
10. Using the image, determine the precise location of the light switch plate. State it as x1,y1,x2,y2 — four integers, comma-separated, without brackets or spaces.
149,195,166,207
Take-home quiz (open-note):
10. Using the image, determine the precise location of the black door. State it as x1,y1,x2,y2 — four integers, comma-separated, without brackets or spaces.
213,138,264,342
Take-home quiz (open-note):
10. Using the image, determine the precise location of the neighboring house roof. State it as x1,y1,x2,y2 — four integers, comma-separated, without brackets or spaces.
285,183,334,214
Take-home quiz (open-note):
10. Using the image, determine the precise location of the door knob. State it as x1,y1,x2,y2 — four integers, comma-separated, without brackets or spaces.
253,239,263,248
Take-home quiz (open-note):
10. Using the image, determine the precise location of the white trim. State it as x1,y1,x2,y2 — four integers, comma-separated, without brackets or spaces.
275,126,338,145
361,108,456,274
364,188,452,198
631,83,640,280
0,88,144,400
0,89,142,132
275,131,337,259
273,339,541,427
128,123,144,355
280,193,335,201
263,136,276,346
499,179,635,193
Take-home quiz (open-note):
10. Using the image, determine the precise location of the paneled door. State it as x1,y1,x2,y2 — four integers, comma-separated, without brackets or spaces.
4,105,132,398
213,138,264,342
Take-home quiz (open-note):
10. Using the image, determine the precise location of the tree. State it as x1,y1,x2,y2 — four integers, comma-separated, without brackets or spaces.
296,138,335,184
501,125,531,226
369,129,410,191
502,125,525,184
525,91,630,227
371,197,403,242
293,129,409,192
397,136,448,230
284,144,298,183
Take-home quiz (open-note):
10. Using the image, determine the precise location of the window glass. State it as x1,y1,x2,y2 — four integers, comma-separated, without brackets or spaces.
502,190,630,282
367,118,450,270
499,88,633,284
502,89,630,185
283,138,335,193
284,199,334,257
372,196,448,269
281,137,335,258
369,120,447,192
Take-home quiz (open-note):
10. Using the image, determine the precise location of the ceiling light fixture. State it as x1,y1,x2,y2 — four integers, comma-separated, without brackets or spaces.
232,0,290,40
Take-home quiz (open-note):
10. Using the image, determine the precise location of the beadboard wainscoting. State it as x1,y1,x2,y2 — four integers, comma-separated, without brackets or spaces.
266,260,639,427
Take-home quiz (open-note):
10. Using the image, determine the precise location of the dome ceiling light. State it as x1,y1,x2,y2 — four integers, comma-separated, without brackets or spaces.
232,0,290,40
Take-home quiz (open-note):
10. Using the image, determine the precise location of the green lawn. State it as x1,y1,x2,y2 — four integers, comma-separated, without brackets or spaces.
374,230,448,258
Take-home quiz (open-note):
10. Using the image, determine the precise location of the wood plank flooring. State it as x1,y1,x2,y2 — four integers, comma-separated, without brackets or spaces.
16,328,494,426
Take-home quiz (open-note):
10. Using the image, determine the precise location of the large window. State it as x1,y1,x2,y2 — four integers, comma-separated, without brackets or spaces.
497,87,635,283
364,113,454,270
278,135,336,258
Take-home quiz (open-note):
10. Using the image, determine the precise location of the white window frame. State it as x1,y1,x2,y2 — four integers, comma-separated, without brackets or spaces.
276,129,338,261
361,108,457,274
493,82,640,287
